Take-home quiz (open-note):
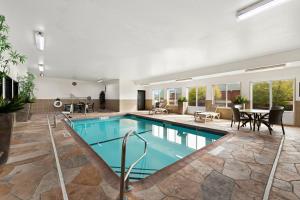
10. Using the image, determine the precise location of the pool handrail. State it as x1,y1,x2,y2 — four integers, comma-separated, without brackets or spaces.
53,112,74,128
119,130,148,200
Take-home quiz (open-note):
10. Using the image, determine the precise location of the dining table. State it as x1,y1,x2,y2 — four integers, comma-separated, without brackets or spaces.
239,109,270,131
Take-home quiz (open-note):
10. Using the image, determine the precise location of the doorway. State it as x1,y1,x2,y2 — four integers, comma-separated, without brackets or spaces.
137,90,146,110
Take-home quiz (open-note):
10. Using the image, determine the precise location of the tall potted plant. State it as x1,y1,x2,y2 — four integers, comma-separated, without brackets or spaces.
177,97,188,115
233,95,248,110
0,15,26,164
17,72,35,122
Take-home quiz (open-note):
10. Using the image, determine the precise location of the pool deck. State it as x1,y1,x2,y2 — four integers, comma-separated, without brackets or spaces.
1,112,300,199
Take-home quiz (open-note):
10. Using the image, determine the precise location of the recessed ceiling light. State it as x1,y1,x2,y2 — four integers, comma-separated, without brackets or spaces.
34,31,45,50
237,0,290,20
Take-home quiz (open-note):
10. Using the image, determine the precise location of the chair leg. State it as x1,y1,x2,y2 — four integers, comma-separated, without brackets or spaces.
238,121,240,130
268,126,272,135
281,123,285,135
249,120,252,130
231,118,233,127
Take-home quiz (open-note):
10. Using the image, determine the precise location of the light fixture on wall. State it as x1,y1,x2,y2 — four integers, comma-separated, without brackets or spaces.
236,0,290,20
38,64,44,72
39,72,44,77
97,79,104,83
34,31,45,50
245,63,286,72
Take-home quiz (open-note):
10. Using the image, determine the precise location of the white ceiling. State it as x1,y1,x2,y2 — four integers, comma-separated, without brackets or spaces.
1,0,300,81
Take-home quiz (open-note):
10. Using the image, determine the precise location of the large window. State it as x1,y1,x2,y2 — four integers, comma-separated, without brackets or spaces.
188,87,196,106
167,88,182,105
152,89,164,105
252,80,294,111
188,86,206,107
213,83,240,107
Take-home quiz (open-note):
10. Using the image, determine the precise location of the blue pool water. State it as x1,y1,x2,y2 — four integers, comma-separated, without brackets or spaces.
71,115,224,180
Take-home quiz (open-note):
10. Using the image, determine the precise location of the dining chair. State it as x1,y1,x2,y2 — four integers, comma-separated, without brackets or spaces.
258,108,285,135
231,107,252,130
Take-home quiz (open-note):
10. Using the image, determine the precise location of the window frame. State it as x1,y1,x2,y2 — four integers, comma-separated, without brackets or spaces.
212,82,241,108
250,79,295,112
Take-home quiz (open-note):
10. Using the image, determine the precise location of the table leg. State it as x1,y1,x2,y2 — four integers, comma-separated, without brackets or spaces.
253,113,257,131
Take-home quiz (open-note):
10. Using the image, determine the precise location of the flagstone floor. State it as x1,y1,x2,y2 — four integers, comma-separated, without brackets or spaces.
0,113,299,200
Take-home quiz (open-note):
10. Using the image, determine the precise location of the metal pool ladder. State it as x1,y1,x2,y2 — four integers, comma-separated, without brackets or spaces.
119,130,148,200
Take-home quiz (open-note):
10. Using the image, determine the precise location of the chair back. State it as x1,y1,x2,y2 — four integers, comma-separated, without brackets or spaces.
208,104,218,112
159,100,167,108
269,109,284,125
232,107,241,121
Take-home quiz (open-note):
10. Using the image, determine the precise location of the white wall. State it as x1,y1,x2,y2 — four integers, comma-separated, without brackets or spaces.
105,79,119,99
35,77,105,99
145,66,300,125
119,79,144,100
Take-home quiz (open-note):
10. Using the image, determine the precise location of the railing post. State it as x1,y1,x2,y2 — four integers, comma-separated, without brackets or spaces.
119,138,127,200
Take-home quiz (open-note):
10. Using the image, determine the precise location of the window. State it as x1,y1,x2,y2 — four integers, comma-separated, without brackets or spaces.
227,83,241,107
167,88,182,105
213,83,240,107
272,80,293,111
188,86,206,107
252,81,270,110
213,84,226,107
152,89,164,105
252,80,294,111
197,86,206,106
188,87,196,106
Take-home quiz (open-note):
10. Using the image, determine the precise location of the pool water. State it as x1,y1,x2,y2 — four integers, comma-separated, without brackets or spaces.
71,115,224,181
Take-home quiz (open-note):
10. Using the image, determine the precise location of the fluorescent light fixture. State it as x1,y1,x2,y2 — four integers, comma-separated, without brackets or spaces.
97,79,103,83
237,0,290,20
34,31,45,50
175,78,192,82
192,70,245,80
149,80,176,85
38,64,44,72
245,64,286,72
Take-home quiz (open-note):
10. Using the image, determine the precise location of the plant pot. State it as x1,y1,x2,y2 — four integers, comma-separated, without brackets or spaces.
178,102,188,115
0,113,14,165
16,103,31,122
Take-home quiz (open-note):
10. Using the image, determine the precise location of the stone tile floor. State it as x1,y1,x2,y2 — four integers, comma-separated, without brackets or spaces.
0,112,299,200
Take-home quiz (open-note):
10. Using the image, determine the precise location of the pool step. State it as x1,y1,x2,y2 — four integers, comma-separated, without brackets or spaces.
111,166,157,181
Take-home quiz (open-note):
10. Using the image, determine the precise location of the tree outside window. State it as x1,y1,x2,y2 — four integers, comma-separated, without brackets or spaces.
197,86,206,106
188,87,196,106
252,80,293,111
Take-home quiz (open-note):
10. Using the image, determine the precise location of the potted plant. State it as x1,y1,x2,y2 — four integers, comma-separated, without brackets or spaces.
99,91,105,110
17,72,35,122
177,97,188,114
0,15,26,164
233,95,248,109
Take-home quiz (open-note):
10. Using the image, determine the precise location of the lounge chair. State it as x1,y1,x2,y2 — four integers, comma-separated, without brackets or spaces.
151,101,169,114
194,105,220,123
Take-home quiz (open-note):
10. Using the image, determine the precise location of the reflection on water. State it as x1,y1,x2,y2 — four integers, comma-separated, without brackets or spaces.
151,125,216,150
